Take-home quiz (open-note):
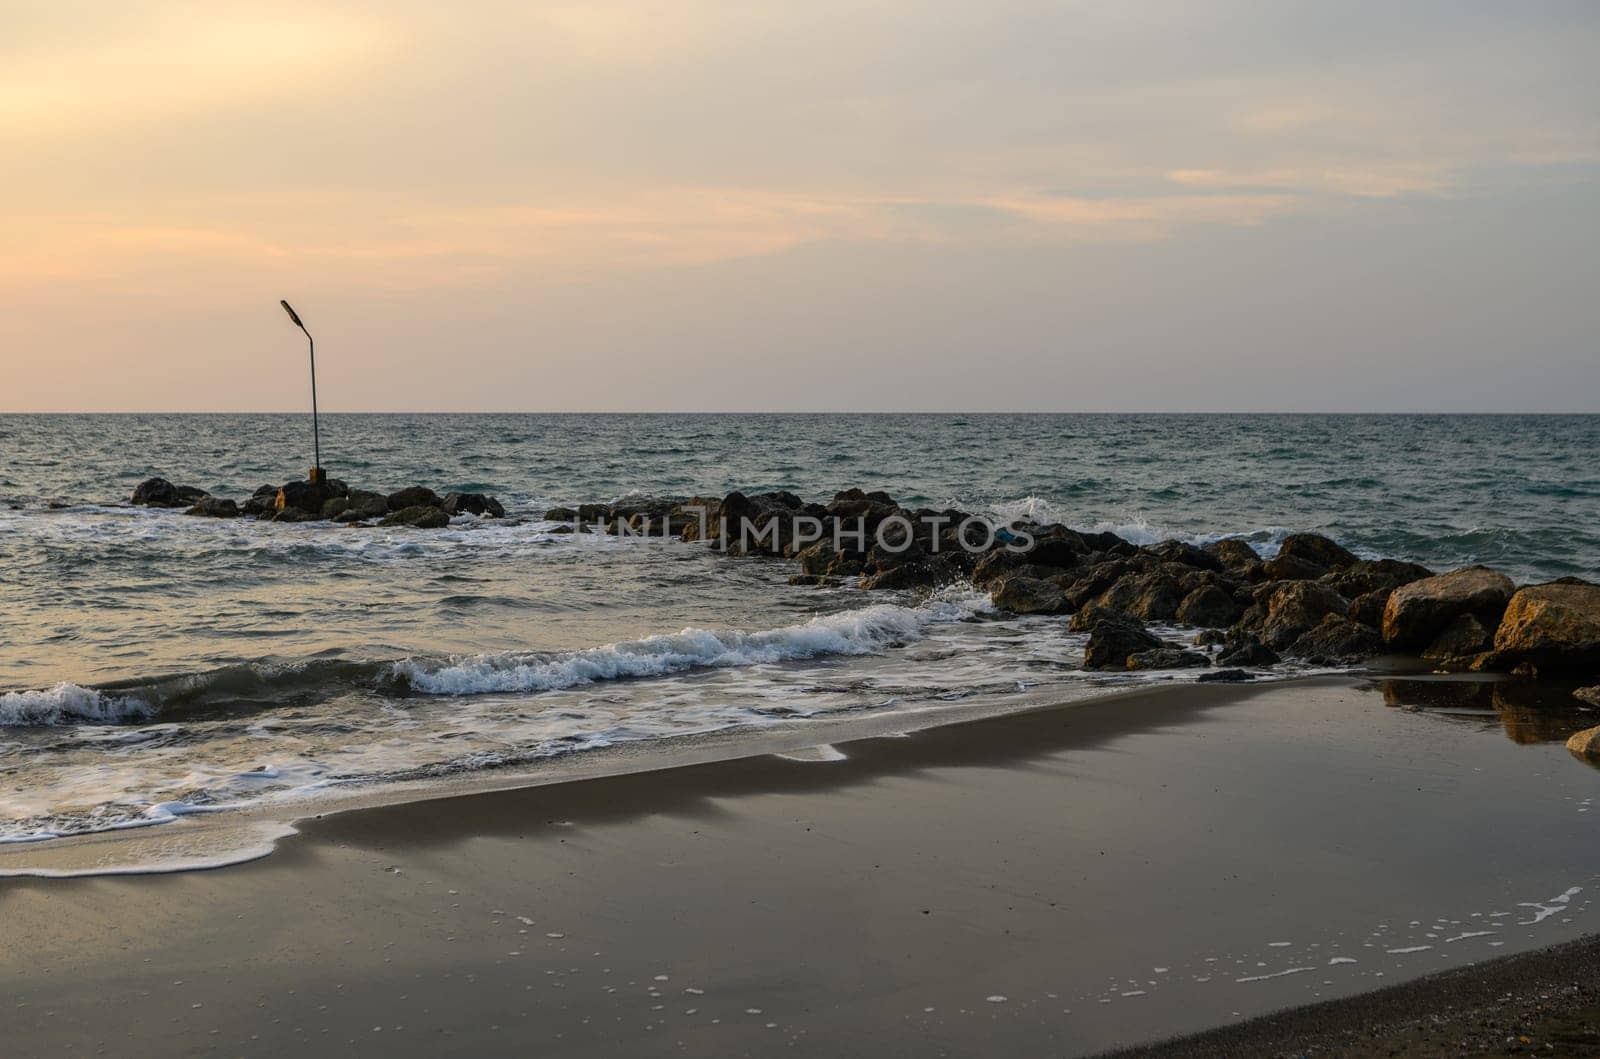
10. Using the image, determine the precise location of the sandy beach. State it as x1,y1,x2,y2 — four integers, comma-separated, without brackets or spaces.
4,675,1596,1057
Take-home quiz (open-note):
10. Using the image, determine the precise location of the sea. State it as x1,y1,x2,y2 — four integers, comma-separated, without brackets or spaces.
1,413,1596,852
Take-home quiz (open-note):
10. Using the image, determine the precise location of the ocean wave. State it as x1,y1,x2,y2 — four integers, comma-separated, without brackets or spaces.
393,591,993,696
0,684,153,726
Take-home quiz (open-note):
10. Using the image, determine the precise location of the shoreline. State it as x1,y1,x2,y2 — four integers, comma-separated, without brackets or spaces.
4,675,1597,1056
0,668,1299,878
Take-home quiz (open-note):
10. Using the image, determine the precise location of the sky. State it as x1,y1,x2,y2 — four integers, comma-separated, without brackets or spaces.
2,0,1596,412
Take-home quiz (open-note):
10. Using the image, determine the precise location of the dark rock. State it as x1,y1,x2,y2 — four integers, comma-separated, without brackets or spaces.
971,550,1037,588
1322,558,1434,599
1024,534,1088,570
1243,581,1352,651
279,478,348,516
1198,668,1256,683
1347,588,1392,629
269,507,319,523
859,555,959,591
1382,566,1515,649
1288,615,1385,663
1194,628,1228,647
183,496,239,518
380,505,450,529
241,484,279,517
1126,648,1210,670
1261,553,1329,581
1084,571,1185,623
544,506,579,521
131,477,208,508
1420,613,1493,661
1492,581,1600,674
1276,532,1357,571
1216,637,1280,668
1145,539,1224,572
443,492,506,518
1081,616,1165,671
387,486,442,511
327,490,389,523
991,577,1068,615
1176,585,1244,628
1205,538,1260,571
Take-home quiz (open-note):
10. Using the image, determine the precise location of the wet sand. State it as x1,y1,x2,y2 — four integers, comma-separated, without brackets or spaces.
2,676,1597,1057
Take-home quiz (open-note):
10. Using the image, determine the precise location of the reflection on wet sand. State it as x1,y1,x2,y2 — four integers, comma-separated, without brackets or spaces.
1375,676,1600,752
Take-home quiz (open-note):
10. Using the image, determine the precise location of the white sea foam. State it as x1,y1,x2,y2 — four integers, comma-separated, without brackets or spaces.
395,592,992,696
0,683,152,727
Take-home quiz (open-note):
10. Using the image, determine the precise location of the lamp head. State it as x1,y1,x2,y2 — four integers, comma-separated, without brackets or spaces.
280,299,306,329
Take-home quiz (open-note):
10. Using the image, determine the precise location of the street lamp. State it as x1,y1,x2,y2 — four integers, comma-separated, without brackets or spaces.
279,299,324,484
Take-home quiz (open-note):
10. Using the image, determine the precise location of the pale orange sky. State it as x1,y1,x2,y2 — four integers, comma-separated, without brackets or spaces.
2,1,1597,411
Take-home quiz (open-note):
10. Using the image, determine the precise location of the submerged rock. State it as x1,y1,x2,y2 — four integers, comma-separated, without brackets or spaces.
183,496,239,518
1493,581,1600,674
1198,668,1256,683
1382,566,1515,649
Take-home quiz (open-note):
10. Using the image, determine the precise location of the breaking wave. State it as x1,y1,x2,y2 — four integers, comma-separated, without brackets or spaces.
393,591,994,695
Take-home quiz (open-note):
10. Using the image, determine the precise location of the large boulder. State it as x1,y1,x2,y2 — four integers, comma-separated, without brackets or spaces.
1287,615,1384,664
1245,581,1352,651
1382,566,1515,649
1492,581,1600,674
326,489,389,523
1175,585,1244,628
991,576,1068,615
1083,571,1185,623
386,485,442,511
1261,553,1331,581
442,492,506,518
1276,533,1357,571
241,484,280,517
131,477,208,508
1576,686,1600,708
278,478,348,516
381,505,450,529
1205,538,1260,571
1567,726,1600,763
1145,540,1223,573
1322,558,1434,599
1081,616,1165,671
